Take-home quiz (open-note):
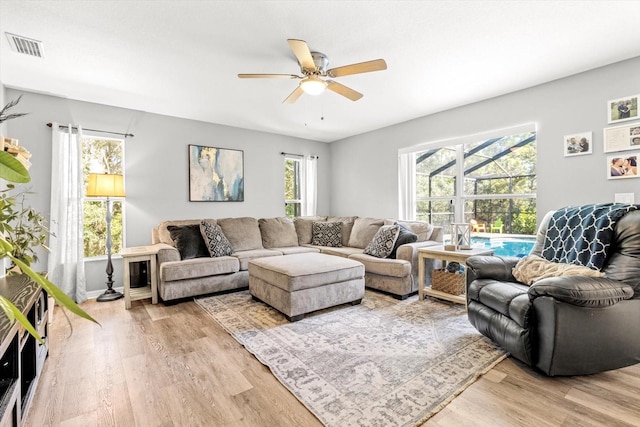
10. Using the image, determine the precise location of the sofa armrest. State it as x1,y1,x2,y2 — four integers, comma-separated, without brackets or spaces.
154,243,181,264
529,276,634,308
397,241,442,286
466,255,521,283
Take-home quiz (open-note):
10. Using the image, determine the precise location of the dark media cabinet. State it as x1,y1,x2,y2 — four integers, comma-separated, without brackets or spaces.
0,275,48,427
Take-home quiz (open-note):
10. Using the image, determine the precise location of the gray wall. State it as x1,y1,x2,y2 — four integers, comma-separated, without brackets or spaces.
4,90,331,294
329,56,640,221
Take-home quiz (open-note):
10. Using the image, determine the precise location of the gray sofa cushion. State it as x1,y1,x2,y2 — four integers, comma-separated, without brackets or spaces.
314,246,365,258
167,224,209,260
327,216,357,247
385,219,434,242
200,220,233,257
259,217,299,248
349,253,411,278
294,216,328,245
217,217,263,252
161,256,239,281
348,217,385,248
233,248,282,270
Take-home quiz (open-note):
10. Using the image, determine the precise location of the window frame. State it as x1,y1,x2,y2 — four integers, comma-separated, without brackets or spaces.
82,135,126,259
284,155,303,218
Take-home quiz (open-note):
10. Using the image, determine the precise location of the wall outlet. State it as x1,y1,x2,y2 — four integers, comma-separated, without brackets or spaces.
614,193,635,204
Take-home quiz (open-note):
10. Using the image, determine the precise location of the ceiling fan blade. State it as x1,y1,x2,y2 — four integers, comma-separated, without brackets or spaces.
238,73,299,79
327,59,387,78
287,39,316,71
326,81,363,101
283,85,305,104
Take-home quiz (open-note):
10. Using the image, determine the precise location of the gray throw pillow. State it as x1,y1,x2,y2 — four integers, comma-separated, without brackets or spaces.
311,221,343,247
364,225,401,258
167,224,209,260
200,220,233,257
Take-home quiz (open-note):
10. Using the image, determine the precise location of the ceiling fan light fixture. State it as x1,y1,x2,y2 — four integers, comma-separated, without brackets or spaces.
300,76,327,95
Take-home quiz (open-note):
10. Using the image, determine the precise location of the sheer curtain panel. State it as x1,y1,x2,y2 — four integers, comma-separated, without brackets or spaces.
47,123,87,302
302,155,318,216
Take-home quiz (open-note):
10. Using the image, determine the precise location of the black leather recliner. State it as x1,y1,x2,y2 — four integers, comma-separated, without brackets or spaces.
466,209,640,376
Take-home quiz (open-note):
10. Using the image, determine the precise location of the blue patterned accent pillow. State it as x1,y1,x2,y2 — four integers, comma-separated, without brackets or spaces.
364,225,401,258
200,220,233,257
311,221,343,247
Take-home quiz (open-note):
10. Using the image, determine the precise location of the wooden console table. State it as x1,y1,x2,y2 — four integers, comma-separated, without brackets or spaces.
0,274,49,426
418,245,494,304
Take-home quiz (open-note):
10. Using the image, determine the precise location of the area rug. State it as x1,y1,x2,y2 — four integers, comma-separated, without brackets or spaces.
195,290,507,427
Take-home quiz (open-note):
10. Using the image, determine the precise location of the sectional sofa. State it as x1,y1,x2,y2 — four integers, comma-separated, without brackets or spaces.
150,216,443,302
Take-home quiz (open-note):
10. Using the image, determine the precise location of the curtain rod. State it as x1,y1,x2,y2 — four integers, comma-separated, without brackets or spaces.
280,151,319,159
46,122,134,138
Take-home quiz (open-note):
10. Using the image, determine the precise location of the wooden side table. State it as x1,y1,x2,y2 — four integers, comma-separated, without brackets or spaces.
418,245,494,304
121,245,159,309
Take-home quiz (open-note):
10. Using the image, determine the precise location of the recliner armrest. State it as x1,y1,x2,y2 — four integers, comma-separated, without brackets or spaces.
529,276,633,308
466,256,521,282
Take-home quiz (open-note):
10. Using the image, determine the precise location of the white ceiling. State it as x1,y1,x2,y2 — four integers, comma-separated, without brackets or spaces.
1,1,640,143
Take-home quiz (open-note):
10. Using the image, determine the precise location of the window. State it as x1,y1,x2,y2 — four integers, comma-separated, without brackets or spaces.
284,156,302,218
402,125,536,235
82,137,125,257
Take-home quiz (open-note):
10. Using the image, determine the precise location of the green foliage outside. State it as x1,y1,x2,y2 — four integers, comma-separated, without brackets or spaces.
416,133,537,234
81,137,124,257
284,158,301,218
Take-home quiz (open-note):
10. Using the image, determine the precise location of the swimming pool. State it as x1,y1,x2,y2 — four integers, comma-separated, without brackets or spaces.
470,236,535,257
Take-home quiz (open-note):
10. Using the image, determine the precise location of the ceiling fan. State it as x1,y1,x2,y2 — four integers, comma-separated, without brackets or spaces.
238,39,387,104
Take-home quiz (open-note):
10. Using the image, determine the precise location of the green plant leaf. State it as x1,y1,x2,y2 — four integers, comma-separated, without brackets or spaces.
9,256,100,325
0,151,30,183
0,295,44,344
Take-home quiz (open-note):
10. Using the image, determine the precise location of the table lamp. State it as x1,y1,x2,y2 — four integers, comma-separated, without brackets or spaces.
86,173,126,302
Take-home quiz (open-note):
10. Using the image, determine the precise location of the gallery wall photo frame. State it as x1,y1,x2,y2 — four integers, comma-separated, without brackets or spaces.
607,152,639,180
188,144,244,202
608,94,639,124
564,131,592,157
603,122,640,153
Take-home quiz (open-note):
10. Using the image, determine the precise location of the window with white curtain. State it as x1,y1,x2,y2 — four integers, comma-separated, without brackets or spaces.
284,154,318,218
284,156,303,218
399,124,537,235
82,136,125,257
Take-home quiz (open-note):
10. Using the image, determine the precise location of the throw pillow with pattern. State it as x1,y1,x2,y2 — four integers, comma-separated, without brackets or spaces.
200,220,233,257
364,225,401,258
311,221,343,247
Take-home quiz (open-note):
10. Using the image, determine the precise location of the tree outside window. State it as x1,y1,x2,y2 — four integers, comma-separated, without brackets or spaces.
284,157,302,218
82,137,124,257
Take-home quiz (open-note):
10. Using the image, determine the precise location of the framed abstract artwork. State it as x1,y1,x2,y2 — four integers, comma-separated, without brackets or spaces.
189,144,244,201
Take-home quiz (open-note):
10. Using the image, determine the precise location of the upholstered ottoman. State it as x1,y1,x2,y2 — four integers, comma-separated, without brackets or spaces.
248,253,365,321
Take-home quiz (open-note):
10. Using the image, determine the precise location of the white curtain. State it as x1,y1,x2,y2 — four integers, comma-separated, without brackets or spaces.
48,123,87,303
398,153,416,220
302,155,318,216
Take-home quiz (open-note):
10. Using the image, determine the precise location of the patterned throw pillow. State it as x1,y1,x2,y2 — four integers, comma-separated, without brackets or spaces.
388,224,418,259
364,225,401,258
200,220,233,257
311,221,343,247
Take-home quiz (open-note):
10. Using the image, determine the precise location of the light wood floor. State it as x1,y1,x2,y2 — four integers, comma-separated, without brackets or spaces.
25,297,640,427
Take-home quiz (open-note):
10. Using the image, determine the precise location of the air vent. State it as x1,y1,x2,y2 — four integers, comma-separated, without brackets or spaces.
5,32,44,58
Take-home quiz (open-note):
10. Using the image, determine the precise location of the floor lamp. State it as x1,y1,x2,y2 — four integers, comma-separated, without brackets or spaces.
86,173,126,302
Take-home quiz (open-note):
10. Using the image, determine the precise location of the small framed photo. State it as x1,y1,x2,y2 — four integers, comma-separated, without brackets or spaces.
607,152,639,180
564,131,592,156
604,123,640,153
608,95,639,124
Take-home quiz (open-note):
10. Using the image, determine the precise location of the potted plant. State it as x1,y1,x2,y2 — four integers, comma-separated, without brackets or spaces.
0,96,97,341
